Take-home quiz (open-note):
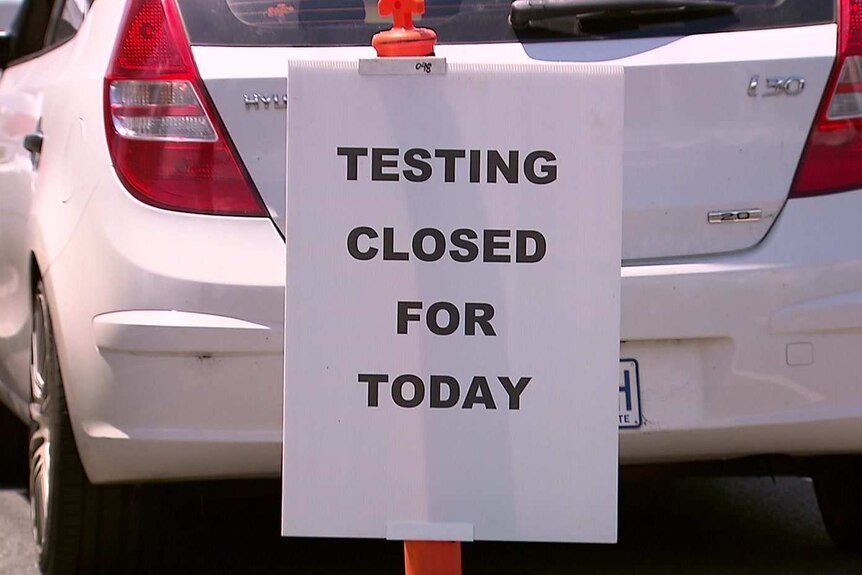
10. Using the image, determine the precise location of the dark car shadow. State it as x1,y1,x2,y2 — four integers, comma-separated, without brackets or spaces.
130,476,862,575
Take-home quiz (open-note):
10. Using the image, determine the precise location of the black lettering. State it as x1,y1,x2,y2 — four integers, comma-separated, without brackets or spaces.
392,374,425,408
498,376,531,410
462,376,497,410
397,301,422,335
430,375,460,408
358,373,388,407
413,228,446,262
483,229,511,263
337,147,368,181
465,303,496,336
403,148,432,182
372,147,400,182
427,302,459,336
469,149,481,183
487,150,519,184
347,226,378,261
434,149,465,183
516,230,546,263
449,229,479,263
524,151,557,185
383,227,408,261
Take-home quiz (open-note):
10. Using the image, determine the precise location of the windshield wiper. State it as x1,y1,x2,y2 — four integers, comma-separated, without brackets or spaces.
510,0,737,31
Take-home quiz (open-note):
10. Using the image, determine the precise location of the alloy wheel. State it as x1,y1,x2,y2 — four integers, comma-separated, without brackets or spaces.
29,291,52,556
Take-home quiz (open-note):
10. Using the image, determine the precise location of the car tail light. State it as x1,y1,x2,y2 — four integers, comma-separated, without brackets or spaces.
105,0,266,216
790,0,862,198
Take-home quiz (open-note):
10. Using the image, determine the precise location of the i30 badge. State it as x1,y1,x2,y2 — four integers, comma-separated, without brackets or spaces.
748,75,805,97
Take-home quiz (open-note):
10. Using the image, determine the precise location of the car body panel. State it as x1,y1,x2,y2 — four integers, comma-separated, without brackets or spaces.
0,47,50,404
40,186,862,482
196,24,835,261
2,0,862,484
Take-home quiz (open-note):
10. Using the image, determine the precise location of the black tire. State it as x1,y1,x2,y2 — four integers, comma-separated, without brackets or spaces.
29,280,143,575
0,401,28,485
813,457,862,553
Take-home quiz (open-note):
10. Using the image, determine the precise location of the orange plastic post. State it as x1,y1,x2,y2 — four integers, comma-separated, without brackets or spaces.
372,0,437,57
404,541,462,575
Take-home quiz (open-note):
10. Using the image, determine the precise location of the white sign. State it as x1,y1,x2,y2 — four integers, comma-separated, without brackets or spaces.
284,60,624,543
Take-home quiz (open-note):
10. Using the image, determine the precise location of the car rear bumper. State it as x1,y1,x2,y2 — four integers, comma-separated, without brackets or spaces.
45,172,285,483
620,191,862,463
46,177,862,483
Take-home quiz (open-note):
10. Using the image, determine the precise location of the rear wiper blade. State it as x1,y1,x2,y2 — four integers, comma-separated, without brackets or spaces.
510,0,737,30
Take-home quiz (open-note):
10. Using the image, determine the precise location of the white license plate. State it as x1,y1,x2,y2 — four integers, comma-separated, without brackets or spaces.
619,360,642,429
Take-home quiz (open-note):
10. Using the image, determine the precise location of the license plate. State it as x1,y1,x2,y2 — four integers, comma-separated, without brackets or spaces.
619,360,642,429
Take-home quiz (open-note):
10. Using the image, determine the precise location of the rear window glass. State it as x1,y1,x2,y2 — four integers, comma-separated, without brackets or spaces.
176,0,835,47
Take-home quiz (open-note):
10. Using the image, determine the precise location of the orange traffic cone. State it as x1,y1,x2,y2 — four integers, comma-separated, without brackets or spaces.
372,0,437,57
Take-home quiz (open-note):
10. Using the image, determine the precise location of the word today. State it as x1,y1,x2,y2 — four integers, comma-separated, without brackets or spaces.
358,373,532,410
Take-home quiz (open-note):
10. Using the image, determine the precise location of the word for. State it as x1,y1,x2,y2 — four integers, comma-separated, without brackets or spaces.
347,227,547,263
336,147,557,184
397,301,496,336
357,373,532,410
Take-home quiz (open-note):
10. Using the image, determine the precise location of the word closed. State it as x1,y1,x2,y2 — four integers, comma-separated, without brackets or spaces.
347,227,547,263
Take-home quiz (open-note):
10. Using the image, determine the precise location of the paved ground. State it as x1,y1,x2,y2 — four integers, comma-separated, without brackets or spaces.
0,488,36,575
2,474,862,574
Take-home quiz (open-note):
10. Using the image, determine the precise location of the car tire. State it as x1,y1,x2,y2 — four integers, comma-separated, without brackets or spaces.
813,458,862,553
0,401,28,485
29,280,143,575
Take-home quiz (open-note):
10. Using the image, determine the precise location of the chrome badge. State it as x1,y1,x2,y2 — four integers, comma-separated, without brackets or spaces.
708,209,763,224
243,94,288,110
748,75,805,97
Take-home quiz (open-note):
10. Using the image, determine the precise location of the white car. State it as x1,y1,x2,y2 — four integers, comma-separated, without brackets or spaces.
0,0,861,571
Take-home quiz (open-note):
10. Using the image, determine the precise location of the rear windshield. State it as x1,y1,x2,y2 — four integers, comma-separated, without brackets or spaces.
177,0,835,47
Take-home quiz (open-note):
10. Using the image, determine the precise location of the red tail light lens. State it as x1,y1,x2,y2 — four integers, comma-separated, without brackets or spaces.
790,0,862,198
105,0,266,216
